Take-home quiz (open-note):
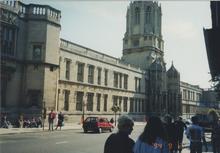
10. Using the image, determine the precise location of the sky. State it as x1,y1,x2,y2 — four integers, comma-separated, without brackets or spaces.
24,0,212,89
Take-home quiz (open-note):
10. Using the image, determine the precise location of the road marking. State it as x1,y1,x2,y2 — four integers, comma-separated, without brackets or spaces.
55,141,68,144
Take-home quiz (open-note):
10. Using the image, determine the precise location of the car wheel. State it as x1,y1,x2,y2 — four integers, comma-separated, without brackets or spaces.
83,128,88,133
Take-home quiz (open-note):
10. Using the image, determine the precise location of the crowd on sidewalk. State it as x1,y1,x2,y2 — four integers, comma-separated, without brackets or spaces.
104,115,220,153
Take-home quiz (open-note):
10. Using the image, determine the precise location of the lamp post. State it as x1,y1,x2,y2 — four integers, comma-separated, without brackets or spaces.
81,100,86,123
111,105,121,126
42,101,46,131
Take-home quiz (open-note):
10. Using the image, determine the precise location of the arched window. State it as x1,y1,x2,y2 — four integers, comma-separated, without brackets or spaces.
145,6,151,24
134,7,140,24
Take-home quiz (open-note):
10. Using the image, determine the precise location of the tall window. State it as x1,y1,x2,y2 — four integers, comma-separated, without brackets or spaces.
33,45,42,60
113,72,118,88
130,98,134,112
64,90,70,111
135,77,141,92
124,74,128,89
119,73,122,88
88,65,94,84
145,6,151,24
123,97,128,112
113,96,118,106
103,94,108,112
65,60,70,80
76,92,83,111
142,100,145,112
138,78,141,92
135,7,140,24
119,97,122,110
87,93,94,111
104,69,108,86
1,26,15,56
97,68,102,85
77,63,84,82
96,94,101,112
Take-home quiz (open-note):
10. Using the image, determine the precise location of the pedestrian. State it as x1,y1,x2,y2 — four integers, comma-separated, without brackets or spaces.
55,112,64,130
163,115,177,153
1,115,9,128
110,117,114,124
48,110,56,131
185,116,208,153
174,116,187,153
104,115,135,153
133,116,169,153
211,118,220,153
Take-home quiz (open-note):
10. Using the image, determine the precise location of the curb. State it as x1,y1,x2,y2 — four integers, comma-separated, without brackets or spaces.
0,127,83,135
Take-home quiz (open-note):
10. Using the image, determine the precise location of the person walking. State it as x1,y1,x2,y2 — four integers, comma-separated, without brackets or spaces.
163,115,177,153
211,118,220,153
133,116,169,153
55,112,64,130
185,116,208,153
48,110,56,131
174,116,187,153
104,115,135,153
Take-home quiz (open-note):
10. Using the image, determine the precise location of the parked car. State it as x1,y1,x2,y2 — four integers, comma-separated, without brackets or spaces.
82,117,114,133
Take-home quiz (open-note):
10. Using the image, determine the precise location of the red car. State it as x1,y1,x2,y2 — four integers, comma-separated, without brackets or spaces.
82,117,114,133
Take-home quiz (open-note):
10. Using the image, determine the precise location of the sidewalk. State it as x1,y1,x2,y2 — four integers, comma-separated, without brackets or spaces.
0,122,146,135
0,122,83,135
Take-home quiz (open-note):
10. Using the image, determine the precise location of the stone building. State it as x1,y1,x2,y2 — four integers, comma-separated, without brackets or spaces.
180,82,203,119
1,0,187,122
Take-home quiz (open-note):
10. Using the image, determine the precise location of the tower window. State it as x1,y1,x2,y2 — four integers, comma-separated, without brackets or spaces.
33,45,42,60
134,7,140,24
133,40,139,47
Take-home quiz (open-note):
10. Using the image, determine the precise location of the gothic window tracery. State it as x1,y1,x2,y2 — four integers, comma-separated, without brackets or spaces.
134,7,140,24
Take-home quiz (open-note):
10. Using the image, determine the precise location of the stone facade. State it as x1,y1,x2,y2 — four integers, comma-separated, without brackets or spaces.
1,0,207,122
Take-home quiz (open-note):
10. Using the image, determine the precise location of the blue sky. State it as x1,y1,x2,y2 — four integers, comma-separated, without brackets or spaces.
24,1,212,88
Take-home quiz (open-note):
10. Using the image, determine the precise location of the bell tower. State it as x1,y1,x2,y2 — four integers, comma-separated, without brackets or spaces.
122,1,164,70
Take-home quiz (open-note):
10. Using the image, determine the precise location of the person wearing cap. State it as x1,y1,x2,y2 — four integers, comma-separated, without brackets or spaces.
104,115,135,153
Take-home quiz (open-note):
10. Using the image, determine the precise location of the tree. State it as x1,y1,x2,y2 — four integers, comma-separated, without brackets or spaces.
111,105,121,126
208,108,219,122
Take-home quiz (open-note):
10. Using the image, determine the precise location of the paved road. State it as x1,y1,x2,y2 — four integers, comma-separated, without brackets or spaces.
0,125,213,153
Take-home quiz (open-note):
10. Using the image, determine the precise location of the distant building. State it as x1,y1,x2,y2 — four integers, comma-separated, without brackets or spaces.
1,0,214,121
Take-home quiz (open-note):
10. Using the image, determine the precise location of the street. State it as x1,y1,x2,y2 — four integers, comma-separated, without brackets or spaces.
0,124,213,153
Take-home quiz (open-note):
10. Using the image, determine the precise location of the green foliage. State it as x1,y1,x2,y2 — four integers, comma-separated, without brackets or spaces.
213,79,220,100
208,108,219,121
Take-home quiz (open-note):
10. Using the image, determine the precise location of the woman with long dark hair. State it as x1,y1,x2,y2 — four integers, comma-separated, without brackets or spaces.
133,116,169,153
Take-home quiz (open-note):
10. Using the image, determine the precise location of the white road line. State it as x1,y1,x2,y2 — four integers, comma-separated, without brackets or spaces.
55,141,68,144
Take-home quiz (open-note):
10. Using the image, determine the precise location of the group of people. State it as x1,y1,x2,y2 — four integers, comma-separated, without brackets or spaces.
104,115,220,153
48,110,64,131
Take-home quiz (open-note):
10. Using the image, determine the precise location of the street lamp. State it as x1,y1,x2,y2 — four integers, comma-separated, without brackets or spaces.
111,105,121,126
42,101,46,131
81,100,86,123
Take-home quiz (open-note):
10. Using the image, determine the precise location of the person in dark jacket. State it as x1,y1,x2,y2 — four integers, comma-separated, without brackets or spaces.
211,119,220,153
104,115,135,153
174,117,187,153
163,115,177,153
55,112,64,130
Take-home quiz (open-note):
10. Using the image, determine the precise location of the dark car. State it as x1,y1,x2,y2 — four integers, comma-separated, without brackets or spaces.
82,117,114,133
